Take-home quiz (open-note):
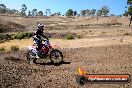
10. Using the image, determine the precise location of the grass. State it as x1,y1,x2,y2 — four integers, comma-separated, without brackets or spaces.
0,38,33,50
77,34,82,39
11,45,19,51
14,32,33,40
66,33,74,40
102,20,122,26
0,46,5,52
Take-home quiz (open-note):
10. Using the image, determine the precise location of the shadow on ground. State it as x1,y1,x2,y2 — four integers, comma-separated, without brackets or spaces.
35,61,71,66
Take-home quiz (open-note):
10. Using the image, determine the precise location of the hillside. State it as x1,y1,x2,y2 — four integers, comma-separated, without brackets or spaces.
0,17,25,33
0,16,131,32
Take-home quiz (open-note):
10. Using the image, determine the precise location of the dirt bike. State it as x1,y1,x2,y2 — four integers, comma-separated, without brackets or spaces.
26,39,63,64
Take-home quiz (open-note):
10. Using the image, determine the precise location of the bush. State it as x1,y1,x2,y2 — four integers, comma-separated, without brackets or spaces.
14,33,24,40
28,32,33,38
0,47,5,52
0,34,13,42
77,34,82,39
124,33,129,35
0,40,5,44
11,45,19,51
66,33,74,40
14,32,33,40
124,32,132,36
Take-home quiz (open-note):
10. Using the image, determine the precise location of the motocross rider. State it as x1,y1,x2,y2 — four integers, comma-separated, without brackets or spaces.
33,24,49,58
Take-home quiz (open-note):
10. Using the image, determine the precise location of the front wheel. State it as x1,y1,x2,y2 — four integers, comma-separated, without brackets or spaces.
50,49,63,64
26,50,32,63
26,50,37,64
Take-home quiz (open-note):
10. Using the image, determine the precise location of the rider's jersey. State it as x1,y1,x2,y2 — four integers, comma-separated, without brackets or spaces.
33,28,48,42
36,28,43,37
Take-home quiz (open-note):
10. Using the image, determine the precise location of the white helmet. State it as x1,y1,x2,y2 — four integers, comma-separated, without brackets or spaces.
38,24,45,29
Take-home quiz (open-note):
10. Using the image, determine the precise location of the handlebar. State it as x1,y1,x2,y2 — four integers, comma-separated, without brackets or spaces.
42,39,49,42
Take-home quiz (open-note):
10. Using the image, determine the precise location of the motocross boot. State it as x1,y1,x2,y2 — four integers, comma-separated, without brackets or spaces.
33,51,39,64
36,51,40,59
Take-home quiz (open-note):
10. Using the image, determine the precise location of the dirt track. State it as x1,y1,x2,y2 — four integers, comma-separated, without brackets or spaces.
0,16,132,88
0,44,132,88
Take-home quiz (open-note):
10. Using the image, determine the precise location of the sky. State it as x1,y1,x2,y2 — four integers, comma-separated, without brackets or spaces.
0,0,128,15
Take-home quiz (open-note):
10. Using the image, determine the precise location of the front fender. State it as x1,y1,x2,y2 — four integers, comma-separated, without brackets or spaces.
26,46,35,50
51,44,60,49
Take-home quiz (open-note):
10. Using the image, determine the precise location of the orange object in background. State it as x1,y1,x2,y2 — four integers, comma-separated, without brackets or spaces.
77,67,131,84
78,67,86,76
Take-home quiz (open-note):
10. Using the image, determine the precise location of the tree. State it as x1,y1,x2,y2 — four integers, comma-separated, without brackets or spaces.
85,9,91,16
57,12,61,16
0,4,6,14
28,11,32,16
77,14,81,17
9,9,15,14
66,9,73,17
55,12,61,16
117,15,122,17
20,4,27,16
31,10,35,16
0,4,20,15
127,0,132,5
51,12,61,16
123,11,129,17
32,9,37,16
127,0,132,26
80,10,86,16
73,10,77,16
109,14,116,17
101,6,109,16
21,4,27,12
96,10,102,16
5,8,19,15
6,8,10,14
38,11,43,16
128,6,132,16
13,9,19,14
91,9,96,16
45,9,51,18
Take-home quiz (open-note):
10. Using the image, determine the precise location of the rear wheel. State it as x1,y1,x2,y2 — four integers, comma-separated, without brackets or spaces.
50,49,63,64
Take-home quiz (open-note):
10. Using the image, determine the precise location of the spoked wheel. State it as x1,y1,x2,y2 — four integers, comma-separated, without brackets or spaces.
26,50,36,64
50,49,63,64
